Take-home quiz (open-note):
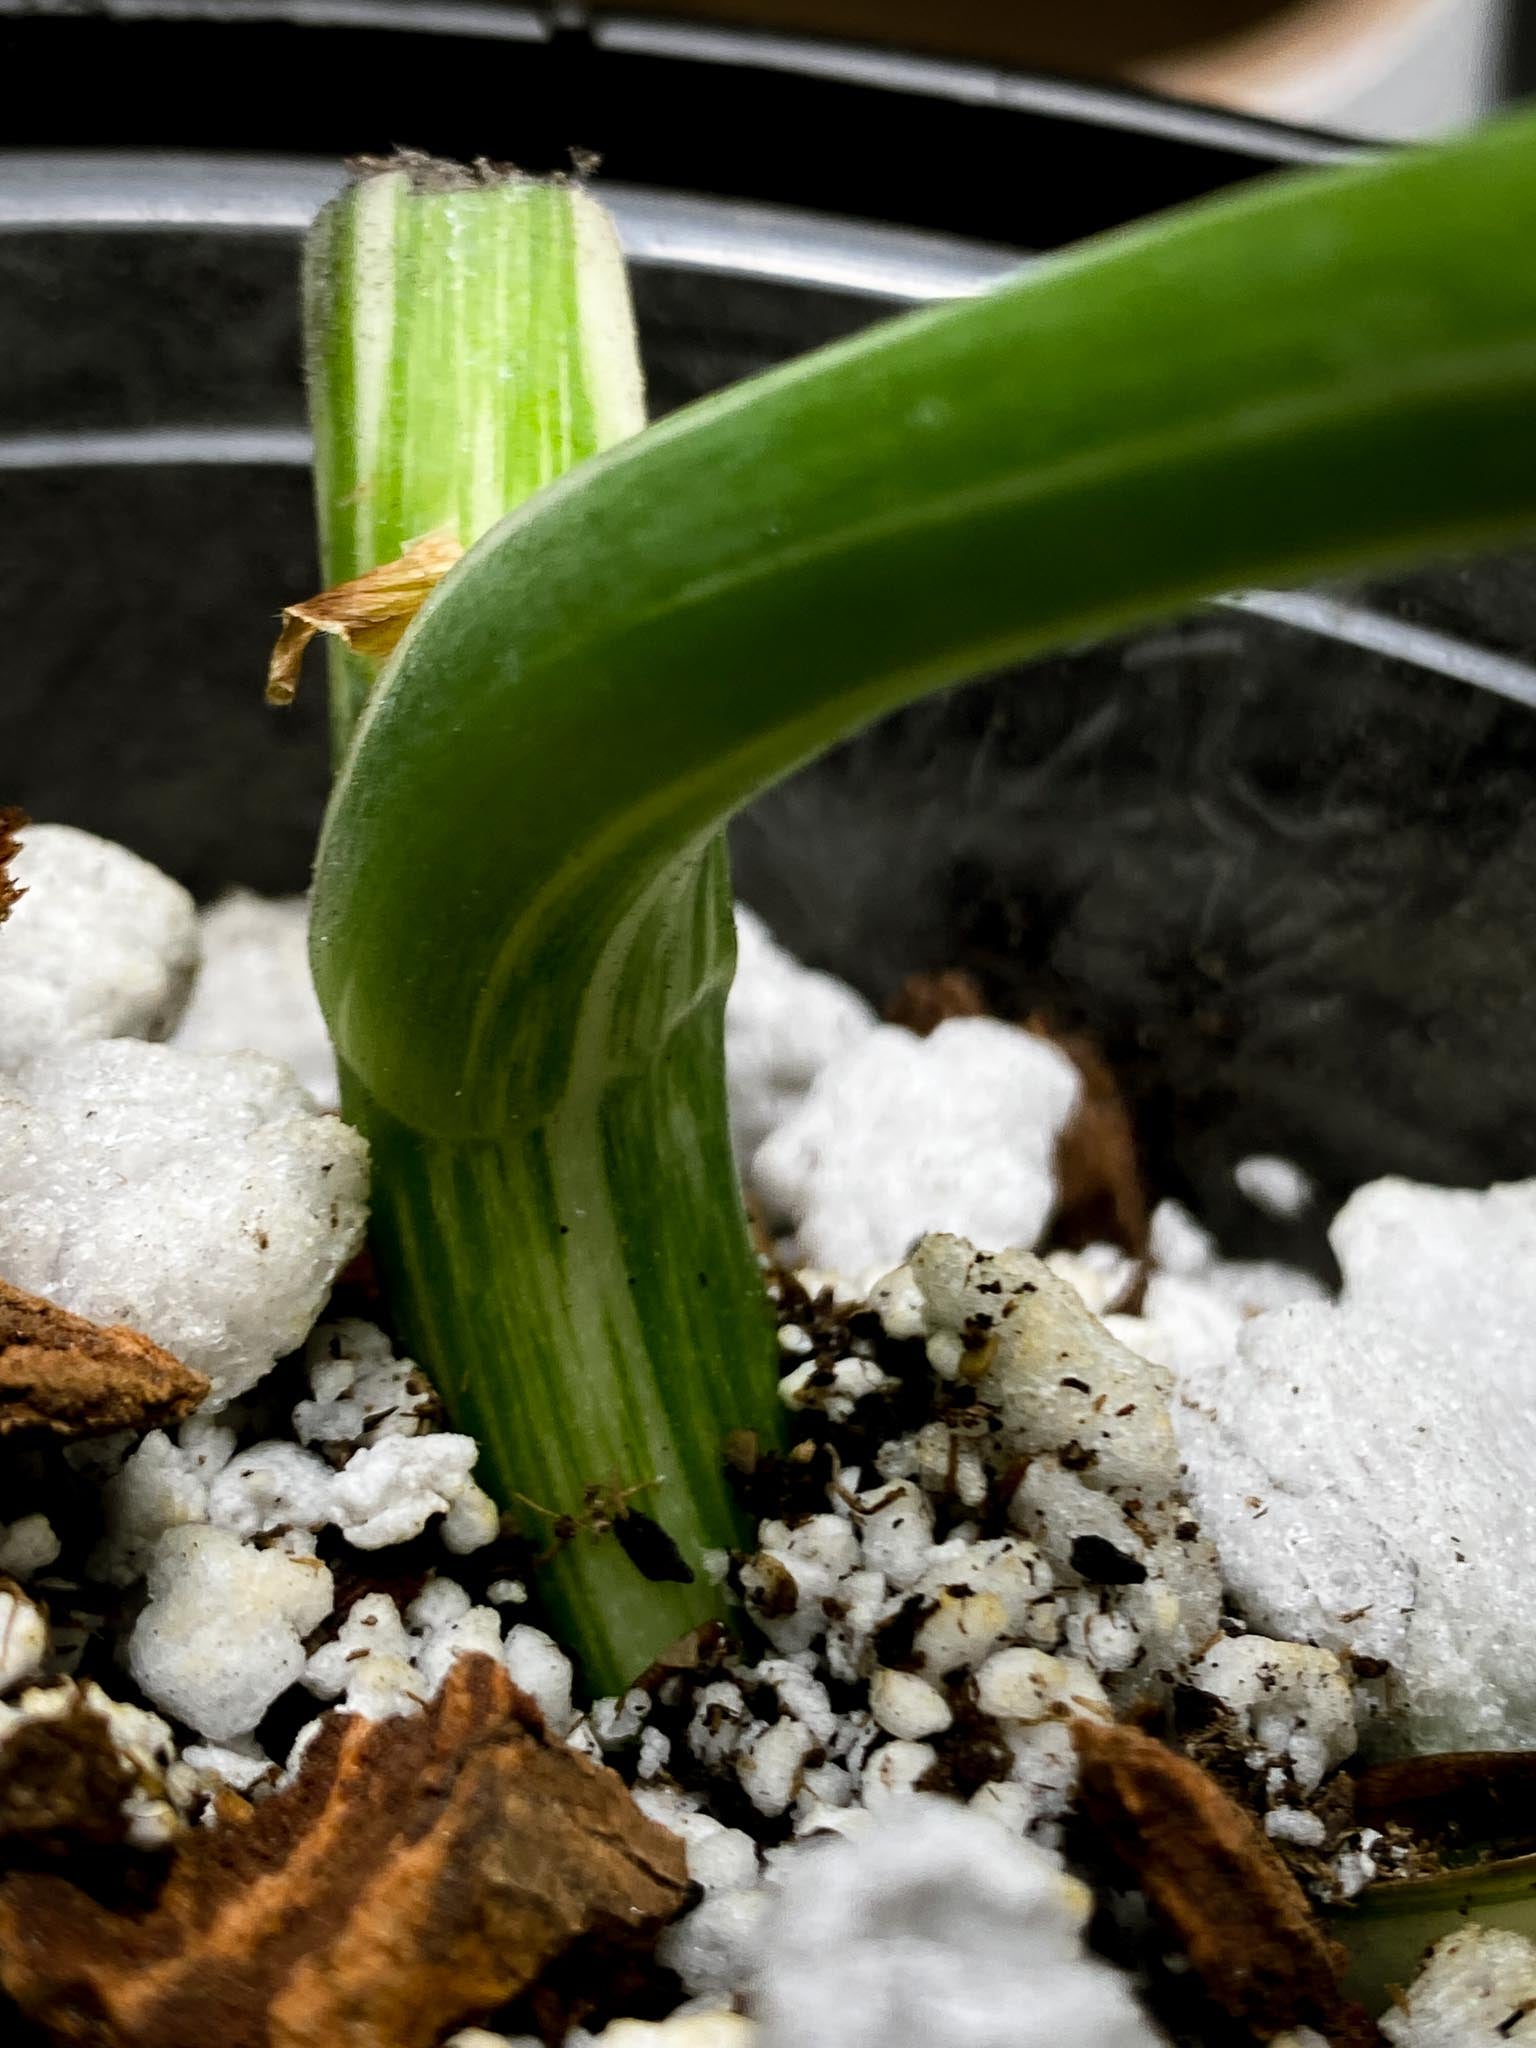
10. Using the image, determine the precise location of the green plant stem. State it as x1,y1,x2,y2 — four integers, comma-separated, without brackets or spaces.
305,165,644,759
306,163,782,1691
314,111,1536,1692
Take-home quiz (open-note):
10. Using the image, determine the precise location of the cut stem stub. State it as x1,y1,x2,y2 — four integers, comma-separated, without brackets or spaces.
305,161,783,1693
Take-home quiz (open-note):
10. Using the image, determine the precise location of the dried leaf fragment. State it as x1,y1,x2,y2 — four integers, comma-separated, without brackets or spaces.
1072,1716,1380,2046
0,1279,208,1438
0,807,25,929
0,1653,691,2048
266,528,464,705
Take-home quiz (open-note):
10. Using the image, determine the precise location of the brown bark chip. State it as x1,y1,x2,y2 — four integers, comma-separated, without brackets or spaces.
0,808,24,929
884,969,991,1035
1355,1749,1536,1861
1072,1717,1381,2047
0,1280,209,1439
0,1654,691,2048
1026,1017,1148,1256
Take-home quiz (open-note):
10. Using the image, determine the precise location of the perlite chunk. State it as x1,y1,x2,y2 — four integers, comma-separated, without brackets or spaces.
1173,1176,1536,1753
1192,1637,1356,1795
172,890,338,1109
753,1799,1161,2048
753,1022,1079,1282
128,1525,334,1742
0,1040,368,1409
725,904,877,1168
903,1236,1221,1699
0,1583,47,1694
0,824,198,1068
1381,1924,1536,2045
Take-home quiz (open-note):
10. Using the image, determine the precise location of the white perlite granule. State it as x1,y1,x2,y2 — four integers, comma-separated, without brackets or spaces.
0,823,199,1067
0,1514,61,1580
593,2019,756,2048
172,891,338,1110
1233,1154,1315,1220
753,1799,1162,2048
752,1019,1081,1280
1171,1176,1536,1753
128,1525,335,1742
898,1235,1223,1701
95,1335,495,1590
0,1583,48,1694
1381,1924,1536,2045
0,1039,368,1408
1191,1637,1356,1796
725,905,877,1167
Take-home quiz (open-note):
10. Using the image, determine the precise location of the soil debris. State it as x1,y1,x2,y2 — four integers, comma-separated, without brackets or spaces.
1072,1716,1380,2046
0,809,24,929
884,968,990,1035
266,529,464,706
0,1692,133,1852
0,1280,209,1439
0,1652,691,2048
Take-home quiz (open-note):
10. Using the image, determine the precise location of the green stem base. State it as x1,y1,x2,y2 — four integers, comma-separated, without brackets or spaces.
344,837,780,1695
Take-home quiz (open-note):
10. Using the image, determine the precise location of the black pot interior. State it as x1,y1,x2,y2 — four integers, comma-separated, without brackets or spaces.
3,33,1535,1274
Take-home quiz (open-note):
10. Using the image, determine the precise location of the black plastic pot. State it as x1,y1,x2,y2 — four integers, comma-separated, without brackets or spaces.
2,9,1535,1273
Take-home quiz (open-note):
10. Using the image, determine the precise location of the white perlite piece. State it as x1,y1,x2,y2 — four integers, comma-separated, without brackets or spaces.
725,905,877,1167
128,1525,334,1742
752,1019,1081,1280
301,1584,509,1721
1234,1154,1315,1220
1381,1924,1536,2045
753,1799,1162,2048
902,1236,1222,1700
1173,1176,1536,1753
594,2020,757,2048
180,1737,274,1795
97,1409,497,1589
295,1317,433,1447
172,891,338,1110
503,1623,576,1735
0,1513,61,1580
1192,1637,1356,1796
0,1583,48,1693
0,823,198,1067
660,1885,774,2003
0,1039,368,1408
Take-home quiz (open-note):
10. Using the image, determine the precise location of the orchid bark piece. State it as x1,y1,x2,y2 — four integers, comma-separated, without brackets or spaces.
0,1277,208,1439
311,114,1536,1691
1073,1717,1376,2044
0,1655,690,2048
0,808,24,928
